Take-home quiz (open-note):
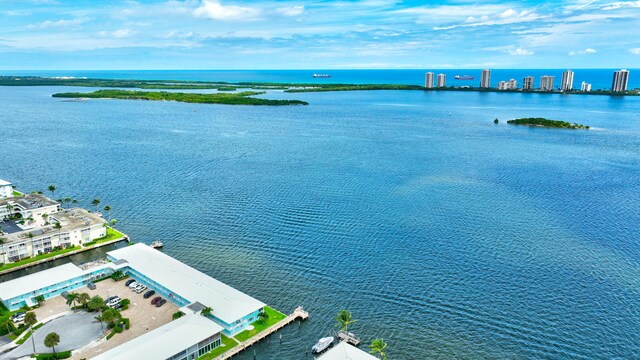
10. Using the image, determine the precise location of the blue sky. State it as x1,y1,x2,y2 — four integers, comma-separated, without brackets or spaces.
0,0,639,69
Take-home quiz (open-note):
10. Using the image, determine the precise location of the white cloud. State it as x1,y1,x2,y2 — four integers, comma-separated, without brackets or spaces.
630,48,640,54
569,47,597,55
98,29,134,38
601,1,640,10
276,6,304,17
485,45,534,56
509,48,534,55
194,0,261,21
29,17,89,29
434,8,544,30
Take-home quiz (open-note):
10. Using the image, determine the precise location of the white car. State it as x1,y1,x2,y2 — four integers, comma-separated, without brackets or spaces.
133,284,145,292
11,312,25,323
128,281,138,289
135,285,147,293
105,296,121,308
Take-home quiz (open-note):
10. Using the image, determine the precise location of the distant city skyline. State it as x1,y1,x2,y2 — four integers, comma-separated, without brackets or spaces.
1,0,640,70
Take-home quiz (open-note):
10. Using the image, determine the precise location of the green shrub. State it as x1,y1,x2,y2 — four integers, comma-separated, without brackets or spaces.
35,351,72,360
106,329,117,340
0,321,15,336
122,318,130,330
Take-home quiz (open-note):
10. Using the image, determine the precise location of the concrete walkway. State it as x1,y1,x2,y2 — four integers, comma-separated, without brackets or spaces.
2,312,103,360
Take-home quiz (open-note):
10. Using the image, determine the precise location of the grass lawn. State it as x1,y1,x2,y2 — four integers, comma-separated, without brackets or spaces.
86,227,125,247
234,306,287,342
0,246,81,272
196,334,238,360
12,190,22,197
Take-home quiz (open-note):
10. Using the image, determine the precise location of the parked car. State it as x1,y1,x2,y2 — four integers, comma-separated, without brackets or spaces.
155,299,167,307
87,282,96,290
128,281,138,289
143,290,156,299
151,296,162,305
105,296,121,308
11,312,25,323
135,286,147,294
61,291,70,300
125,279,136,286
133,284,146,292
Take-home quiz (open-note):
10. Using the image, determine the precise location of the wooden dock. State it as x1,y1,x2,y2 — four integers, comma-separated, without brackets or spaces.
214,307,309,360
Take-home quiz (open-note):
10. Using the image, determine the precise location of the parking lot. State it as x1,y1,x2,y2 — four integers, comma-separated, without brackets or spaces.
72,277,179,359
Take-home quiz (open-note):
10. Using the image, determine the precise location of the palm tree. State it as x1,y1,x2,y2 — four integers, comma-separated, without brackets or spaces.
0,237,5,264
201,307,212,317
53,222,62,248
47,185,56,198
103,205,111,221
336,309,358,333
257,311,269,324
95,315,105,332
78,293,90,308
66,292,79,308
87,296,104,312
100,308,118,326
24,312,37,354
91,198,101,213
369,338,388,360
44,332,60,357
42,213,49,225
64,197,71,208
110,219,118,227
72,199,78,205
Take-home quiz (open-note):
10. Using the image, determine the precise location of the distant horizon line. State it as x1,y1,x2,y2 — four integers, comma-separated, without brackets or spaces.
0,68,637,72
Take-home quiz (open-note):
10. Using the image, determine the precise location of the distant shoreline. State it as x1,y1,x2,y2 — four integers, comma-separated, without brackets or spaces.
0,76,638,97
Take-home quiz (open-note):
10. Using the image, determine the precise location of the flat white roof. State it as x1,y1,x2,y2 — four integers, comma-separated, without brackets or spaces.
0,179,11,186
318,342,379,360
93,314,223,360
0,263,83,300
108,244,265,324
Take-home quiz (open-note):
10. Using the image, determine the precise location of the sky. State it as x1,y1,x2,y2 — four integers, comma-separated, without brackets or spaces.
0,0,639,70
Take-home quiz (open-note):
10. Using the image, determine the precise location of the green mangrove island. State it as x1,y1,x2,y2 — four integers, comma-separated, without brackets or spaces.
507,117,590,129
52,89,308,106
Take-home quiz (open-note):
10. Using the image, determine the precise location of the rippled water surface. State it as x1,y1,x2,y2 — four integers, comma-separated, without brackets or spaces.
1,85,640,359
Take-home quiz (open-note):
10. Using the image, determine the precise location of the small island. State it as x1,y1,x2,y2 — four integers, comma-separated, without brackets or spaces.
506,117,590,129
52,89,309,106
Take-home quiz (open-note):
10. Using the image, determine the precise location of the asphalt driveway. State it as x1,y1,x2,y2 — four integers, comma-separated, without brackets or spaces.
3,311,103,359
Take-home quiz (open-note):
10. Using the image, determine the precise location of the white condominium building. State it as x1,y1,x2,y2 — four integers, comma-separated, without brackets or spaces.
540,75,555,91
561,70,574,91
612,69,629,92
523,76,535,90
0,179,13,198
506,79,517,90
425,72,434,89
581,81,592,92
436,73,446,88
0,193,60,228
0,208,106,263
480,69,491,88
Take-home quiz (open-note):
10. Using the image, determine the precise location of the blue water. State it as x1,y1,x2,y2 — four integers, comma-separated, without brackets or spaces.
1,69,638,90
1,76,640,359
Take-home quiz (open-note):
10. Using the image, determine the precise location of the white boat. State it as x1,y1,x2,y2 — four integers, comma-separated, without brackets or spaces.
312,336,334,354
150,241,164,249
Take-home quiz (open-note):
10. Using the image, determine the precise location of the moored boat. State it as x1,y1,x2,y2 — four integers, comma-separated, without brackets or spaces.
150,240,164,249
313,73,331,78
312,336,334,354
